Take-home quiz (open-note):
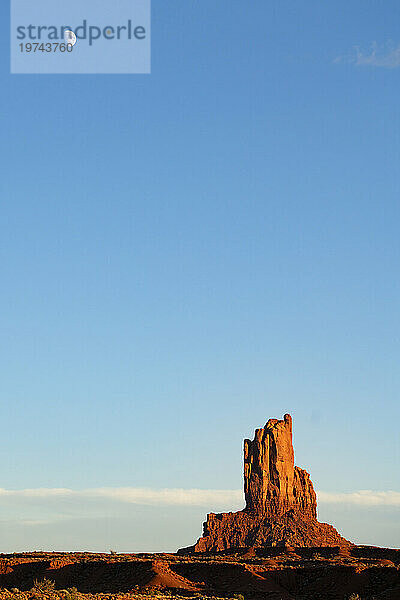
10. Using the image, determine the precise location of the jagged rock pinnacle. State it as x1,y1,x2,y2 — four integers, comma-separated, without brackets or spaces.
179,414,350,552
244,413,316,518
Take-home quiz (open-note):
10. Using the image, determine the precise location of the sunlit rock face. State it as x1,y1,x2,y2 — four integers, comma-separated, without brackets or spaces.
180,414,351,552
244,414,317,518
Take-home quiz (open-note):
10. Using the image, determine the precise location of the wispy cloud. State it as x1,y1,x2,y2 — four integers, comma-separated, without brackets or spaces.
335,42,400,68
0,487,399,509
0,487,244,509
317,490,400,507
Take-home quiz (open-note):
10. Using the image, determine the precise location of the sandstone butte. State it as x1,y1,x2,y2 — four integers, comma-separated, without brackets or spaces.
180,414,351,552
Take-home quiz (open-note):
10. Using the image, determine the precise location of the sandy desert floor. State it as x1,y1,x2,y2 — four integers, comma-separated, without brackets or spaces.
0,546,398,600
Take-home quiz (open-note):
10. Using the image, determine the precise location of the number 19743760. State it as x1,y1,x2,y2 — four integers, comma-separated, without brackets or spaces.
19,43,74,53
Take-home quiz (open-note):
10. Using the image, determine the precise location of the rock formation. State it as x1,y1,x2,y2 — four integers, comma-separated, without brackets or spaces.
180,414,350,552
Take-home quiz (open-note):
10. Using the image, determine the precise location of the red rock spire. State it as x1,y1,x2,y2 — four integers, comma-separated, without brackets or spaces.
179,414,350,552
244,413,316,518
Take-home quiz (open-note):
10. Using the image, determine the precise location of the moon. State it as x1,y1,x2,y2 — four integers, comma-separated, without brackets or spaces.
64,30,77,46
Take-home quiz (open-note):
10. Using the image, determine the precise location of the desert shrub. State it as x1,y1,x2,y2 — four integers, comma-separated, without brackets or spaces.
145,589,163,596
348,594,361,600
233,594,245,600
64,587,79,600
31,577,56,594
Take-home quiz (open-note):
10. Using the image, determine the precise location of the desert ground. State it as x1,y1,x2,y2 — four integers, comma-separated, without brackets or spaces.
0,546,398,600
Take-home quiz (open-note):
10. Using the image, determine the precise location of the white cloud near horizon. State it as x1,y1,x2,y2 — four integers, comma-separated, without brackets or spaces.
317,490,400,507
0,487,399,508
0,487,244,509
335,42,400,68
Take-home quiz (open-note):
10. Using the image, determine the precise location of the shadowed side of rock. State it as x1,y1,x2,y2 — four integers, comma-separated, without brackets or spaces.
180,414,350,552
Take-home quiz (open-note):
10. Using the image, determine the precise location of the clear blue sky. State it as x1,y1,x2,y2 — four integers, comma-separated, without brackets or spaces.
0,0,399,551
